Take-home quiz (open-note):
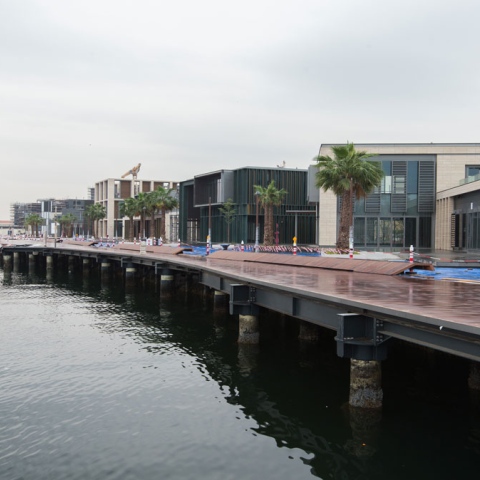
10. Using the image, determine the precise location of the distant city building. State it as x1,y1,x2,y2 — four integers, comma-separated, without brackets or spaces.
10,202,42,230
10,198,93,236
94,177,180,239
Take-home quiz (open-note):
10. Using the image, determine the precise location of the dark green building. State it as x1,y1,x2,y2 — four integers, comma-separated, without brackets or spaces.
179,167,316,245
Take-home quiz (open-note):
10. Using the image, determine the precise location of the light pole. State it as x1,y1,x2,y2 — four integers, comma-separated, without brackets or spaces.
143,207,146,239
255,191,260,253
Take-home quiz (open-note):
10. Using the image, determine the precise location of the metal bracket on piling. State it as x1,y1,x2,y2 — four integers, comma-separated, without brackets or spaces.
229,284,259,316
120,257,133,268
154,262,166,275
335,313,390,361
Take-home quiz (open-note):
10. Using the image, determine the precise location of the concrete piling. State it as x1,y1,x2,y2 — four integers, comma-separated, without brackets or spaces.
468,362,480,391
160,268,174,298
298,321,319,343
349,359,383,409
238,314,259,344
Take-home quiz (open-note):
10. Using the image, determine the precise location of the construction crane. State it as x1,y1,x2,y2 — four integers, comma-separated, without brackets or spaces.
121,163,141,180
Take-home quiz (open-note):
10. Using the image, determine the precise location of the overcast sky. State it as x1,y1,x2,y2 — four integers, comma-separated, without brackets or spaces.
1,0,480,219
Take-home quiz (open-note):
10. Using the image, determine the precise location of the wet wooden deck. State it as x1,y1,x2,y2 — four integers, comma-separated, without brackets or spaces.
199,254,480,332
209,251,434,275
4,241,480,346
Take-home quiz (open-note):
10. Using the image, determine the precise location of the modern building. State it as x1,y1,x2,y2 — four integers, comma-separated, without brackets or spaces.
10,202,42,231
94,177,180,240
313,143,480,251
179,166,316,245
10,199,93,236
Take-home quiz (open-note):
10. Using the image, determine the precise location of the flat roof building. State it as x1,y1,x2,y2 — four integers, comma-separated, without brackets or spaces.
179,166,316,246
313,143,480,251
94,177,180,240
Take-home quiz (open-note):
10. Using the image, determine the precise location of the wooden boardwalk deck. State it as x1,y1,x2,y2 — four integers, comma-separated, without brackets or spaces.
3,241,480,360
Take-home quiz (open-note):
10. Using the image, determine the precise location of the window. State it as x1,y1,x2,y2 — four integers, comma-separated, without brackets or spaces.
393,175,406,194
466,166,480,177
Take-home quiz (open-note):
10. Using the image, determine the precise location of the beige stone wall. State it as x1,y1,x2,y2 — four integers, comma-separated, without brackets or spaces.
435,197,454,250
318,189,337,246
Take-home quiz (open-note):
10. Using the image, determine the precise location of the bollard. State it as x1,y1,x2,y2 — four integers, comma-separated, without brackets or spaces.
409,244,414,263
240,241,244,252
178,238,181,247
293,236,297,256
206,235,210,256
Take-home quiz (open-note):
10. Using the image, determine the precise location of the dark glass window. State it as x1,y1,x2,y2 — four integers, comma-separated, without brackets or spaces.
366,218,378,246
407,161,418,194
405,217,416,247
419,217,432,248
466,166,480,177
354,217,365,246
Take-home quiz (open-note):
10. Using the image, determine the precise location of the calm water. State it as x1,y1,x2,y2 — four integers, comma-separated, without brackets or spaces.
1,266,479,480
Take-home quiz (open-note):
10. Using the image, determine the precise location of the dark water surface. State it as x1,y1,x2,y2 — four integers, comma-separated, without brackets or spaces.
1,267,479,479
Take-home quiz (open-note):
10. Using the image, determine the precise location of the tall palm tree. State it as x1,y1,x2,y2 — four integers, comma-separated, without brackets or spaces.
134,192,149,239
145,190,160,238
253,180,287,246
85,203,106,238
57,213,77,237
25,213,44,237
314,142,383,250
151,186,179,241
119,197,138,242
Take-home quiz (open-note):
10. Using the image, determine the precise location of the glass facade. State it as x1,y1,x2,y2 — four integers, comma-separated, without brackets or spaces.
351,155,435,249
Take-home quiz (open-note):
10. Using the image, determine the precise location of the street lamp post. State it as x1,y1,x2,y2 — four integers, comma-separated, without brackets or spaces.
255,192,260,253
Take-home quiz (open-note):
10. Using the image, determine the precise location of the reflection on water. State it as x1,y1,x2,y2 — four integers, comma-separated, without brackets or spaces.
0,265,479,480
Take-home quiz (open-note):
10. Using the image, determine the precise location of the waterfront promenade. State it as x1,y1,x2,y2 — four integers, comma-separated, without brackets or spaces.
2,239,480,364
4,240,479,329
3,238,480,411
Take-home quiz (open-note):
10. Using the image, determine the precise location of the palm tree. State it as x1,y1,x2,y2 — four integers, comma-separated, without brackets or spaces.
134,192,149,239
119,197,138,242
57,213,77,237
151,186,179,241
145,190,160,238
25,213,44,237
85,203,106,238
314,142,383,250
253,180,287,246
219,198,236,243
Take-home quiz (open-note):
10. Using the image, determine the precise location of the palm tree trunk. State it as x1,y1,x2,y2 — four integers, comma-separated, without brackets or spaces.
128,216,134,242
264,205,273,245
337,190,353,250
160,208,166,239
